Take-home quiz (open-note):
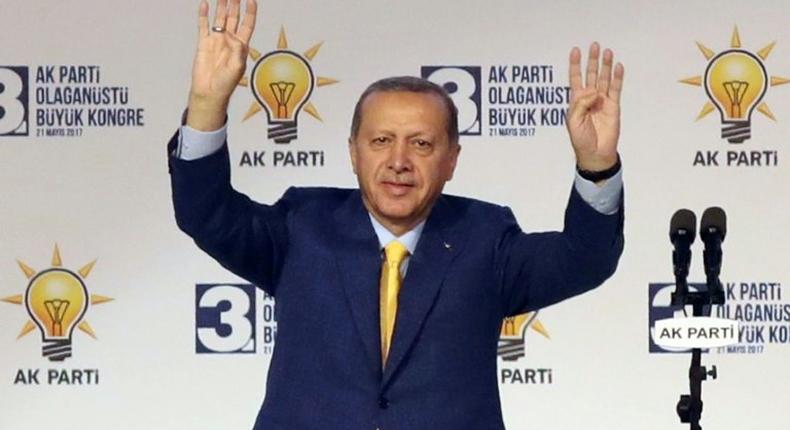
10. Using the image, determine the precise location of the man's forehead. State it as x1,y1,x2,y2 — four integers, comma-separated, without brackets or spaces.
359,91,448,127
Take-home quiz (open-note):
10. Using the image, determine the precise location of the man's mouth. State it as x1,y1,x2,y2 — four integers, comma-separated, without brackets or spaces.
381,181,414,196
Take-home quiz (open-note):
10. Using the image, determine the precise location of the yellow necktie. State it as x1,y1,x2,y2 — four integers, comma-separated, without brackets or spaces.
380,241,409,367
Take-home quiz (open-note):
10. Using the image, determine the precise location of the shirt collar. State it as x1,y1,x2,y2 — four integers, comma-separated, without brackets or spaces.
368,214,425,255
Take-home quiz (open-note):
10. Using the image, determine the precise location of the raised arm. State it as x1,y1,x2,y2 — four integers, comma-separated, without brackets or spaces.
170,0,290,295
499,43,626,315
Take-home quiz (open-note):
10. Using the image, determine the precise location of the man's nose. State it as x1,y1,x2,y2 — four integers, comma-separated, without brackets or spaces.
387,140,412,172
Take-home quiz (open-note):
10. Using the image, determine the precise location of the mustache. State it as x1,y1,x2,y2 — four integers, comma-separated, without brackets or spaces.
380,176,415,186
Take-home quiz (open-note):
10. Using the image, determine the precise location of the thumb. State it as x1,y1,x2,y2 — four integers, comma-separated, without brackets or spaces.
568,93,600,125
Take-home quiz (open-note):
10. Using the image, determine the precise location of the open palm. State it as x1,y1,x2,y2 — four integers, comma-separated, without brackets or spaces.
567,43,624,172
187,0,257,131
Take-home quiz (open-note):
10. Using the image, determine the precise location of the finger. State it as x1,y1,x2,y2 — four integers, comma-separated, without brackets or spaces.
198,0,209,37
568,47,583,93
597,49,613,93
213,0,228,28
226,0,241,34
585,42,600,88
569,92,599,124
237,0,258,44
609,62,625,104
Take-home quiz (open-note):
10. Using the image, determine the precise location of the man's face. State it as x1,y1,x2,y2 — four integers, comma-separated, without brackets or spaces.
349,91,460,234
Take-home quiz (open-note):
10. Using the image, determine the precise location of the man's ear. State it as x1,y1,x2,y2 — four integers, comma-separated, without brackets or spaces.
348,137,358,175
445,143,461,181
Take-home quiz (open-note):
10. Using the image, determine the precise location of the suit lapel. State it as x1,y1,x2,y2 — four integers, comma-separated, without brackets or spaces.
382,196,467,387
331,190,383,373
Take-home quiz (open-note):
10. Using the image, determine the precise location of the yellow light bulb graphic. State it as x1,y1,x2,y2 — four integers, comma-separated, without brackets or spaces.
25,268,88,361
251,50,315,143
679,26,790,144
704,50,768,143
498,312,550,362
501,312,535,338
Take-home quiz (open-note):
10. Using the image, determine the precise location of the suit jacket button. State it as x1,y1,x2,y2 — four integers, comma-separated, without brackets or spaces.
378,396,389,409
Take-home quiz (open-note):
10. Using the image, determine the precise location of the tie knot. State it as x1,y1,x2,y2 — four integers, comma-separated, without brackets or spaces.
384,241,409,266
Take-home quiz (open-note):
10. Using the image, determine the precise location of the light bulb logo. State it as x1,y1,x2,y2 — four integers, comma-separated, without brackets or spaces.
239,26,338,143
26,268,88,360
251,50,314,143
680,26,790,144
498,311,550,362
1,244,113,361
704,50,767,143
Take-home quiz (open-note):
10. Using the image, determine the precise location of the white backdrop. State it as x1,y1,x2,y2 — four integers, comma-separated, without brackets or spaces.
1,1,789,429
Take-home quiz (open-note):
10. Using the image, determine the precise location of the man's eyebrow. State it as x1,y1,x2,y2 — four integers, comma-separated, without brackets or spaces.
406,131,434,138
373,130,396,137
365,129,435,139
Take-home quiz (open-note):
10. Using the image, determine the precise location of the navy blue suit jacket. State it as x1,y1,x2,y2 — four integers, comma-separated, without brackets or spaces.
168,135,624,430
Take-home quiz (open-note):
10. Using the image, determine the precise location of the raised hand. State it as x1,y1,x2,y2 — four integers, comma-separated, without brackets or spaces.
566,43,624,172
187,0,258,131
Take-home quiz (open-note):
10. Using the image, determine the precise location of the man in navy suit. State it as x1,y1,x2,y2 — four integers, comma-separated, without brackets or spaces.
170,0,625,428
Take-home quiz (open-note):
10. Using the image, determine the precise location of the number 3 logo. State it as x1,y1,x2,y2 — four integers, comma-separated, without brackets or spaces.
195,284,257,354
422,66,482,136
0,67,29,136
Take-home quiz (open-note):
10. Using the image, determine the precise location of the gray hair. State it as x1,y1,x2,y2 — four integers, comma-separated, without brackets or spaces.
350,76,459,145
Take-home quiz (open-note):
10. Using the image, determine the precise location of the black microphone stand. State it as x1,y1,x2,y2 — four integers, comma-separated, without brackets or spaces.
672,284,722,430
671,209,727,430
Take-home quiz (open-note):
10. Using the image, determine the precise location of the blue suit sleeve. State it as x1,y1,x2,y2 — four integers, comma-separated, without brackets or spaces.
496,186,624,316
167,131,290,295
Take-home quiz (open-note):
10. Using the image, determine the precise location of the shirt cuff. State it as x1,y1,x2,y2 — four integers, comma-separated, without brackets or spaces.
176,124,227,160
573,168,623,215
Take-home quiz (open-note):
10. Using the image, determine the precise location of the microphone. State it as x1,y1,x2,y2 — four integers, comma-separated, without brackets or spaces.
670,209,696,277
700,207,726,303
670,209,696,306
